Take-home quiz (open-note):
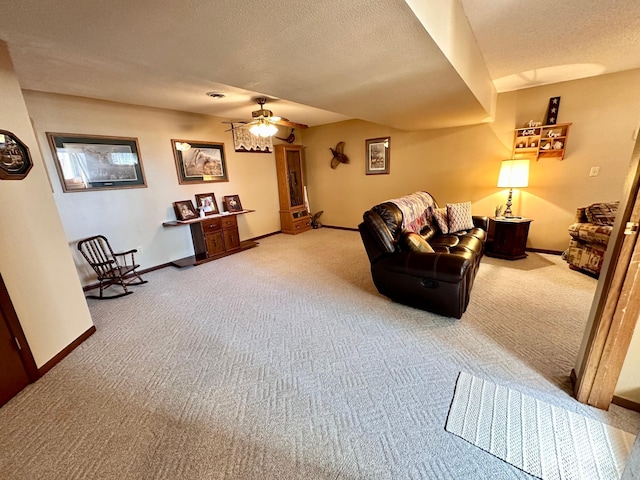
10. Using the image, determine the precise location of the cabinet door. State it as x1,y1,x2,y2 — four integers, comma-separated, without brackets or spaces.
0,307,30,407
286,149,305,208
223,227,240,251
492,223,529,257
205,231,225,257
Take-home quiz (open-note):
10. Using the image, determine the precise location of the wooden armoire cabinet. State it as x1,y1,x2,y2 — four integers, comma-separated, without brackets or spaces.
274,144,311,234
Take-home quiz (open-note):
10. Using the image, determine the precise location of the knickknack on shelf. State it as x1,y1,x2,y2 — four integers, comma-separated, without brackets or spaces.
512,123,571,161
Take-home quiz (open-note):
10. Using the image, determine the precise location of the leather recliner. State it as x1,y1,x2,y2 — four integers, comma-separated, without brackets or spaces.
359,196,488,319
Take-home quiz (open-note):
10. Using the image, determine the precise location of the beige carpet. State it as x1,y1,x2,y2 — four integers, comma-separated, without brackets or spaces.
446,371,636,480
0,229,638,479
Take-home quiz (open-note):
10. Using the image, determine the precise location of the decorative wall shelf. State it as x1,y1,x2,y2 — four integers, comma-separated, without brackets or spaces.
513,123,571,161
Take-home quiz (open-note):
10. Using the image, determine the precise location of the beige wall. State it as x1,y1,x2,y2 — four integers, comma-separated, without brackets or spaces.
0,42,94,367
616,317,640,404
506,70,640,251
301,120,508,227
302,69,640,252
405,0,496,120
23,92,283,284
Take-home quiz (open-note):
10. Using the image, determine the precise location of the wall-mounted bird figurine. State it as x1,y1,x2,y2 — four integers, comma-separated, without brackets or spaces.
330,141,349,169
276,129,296,144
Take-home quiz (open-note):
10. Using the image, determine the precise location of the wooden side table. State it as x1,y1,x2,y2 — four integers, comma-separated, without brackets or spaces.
486,217,533,260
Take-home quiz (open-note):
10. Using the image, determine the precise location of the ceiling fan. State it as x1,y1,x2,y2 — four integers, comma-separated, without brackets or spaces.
231,97,308,138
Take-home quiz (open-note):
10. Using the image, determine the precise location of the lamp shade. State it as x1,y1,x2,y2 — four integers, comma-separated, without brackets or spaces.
497,159,529,188
249,119,278,138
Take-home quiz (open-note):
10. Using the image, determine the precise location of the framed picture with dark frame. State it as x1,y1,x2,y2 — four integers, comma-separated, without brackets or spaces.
46,133,146,192
171,139,228,184
365,137,390,175
223,195,243,212
173,200,198,221
0,130,33,180
195,193,219,216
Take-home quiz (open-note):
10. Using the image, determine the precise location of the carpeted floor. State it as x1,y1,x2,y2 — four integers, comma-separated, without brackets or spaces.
0,229,638,479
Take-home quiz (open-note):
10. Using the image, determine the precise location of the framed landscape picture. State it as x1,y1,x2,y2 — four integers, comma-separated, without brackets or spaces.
171,140,228,184
365,137,390,175
47,133,146,192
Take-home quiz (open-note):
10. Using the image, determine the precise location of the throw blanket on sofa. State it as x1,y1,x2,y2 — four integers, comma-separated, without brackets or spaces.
387,191,436,233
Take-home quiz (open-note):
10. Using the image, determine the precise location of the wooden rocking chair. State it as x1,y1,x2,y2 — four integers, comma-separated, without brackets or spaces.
77,235,148,299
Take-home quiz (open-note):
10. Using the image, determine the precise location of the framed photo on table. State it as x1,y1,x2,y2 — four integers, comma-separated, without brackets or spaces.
173,200,198,221
365,137,390,175
171,140,228,185
223,195,243,212
195,193,219,216
46,133,146,192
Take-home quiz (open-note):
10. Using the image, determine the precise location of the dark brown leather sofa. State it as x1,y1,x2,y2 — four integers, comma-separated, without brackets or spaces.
358,195,488,319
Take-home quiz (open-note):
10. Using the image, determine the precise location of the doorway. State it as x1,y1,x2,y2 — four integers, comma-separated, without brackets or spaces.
0,273,38,407
573,135,640,410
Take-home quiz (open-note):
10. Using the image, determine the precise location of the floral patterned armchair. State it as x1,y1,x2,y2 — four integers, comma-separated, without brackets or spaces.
563,202,618,277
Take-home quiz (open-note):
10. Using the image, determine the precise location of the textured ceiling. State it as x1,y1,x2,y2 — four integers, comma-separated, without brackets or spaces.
1,0,639,130
461,0,640,91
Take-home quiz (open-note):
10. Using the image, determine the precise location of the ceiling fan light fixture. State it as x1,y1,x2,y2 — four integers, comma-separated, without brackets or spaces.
250,119,278,138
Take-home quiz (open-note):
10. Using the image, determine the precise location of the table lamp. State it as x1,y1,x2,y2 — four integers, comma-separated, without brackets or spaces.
497,159,529,217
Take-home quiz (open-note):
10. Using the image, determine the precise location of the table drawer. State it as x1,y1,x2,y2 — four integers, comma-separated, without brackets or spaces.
202,218,222,232
221,215,237,229
292,218,311,231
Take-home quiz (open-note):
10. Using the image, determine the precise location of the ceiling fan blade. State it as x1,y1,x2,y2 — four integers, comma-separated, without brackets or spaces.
223,120,255,132
276,119,308,129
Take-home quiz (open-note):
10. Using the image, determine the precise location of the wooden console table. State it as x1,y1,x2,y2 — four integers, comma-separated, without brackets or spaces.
162,210,257,267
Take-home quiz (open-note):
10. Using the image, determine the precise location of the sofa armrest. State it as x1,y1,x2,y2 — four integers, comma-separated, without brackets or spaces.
376,251,472,284
472,215,489,231
362,210,396,253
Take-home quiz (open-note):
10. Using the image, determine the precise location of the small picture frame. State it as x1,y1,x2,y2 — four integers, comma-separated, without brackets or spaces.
173,200,198,221
0,130,33,180
223,195,243,212
195,193,219,215
365,137,390,175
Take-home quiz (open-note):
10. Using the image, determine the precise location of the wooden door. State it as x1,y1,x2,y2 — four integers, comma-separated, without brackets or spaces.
573,137,640,409
0,306,29,406
0,274,36,407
